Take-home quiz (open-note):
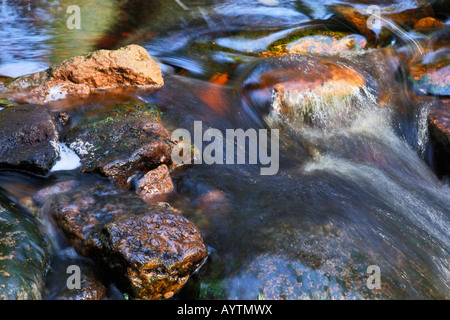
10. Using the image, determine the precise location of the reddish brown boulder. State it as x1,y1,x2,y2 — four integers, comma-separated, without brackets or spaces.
7,45,163,103
331,6,376,44
47,181,208,300
241,54,366,123
137,164,174,202
428,99,450,176
287,34,367,54
28,80,90,104
414,17,444,31
386,6,435,28
0,104,60,175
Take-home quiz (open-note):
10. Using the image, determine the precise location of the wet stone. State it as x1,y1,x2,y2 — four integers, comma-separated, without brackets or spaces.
240,53,366,124
414,17,445,31
42,249,107,300
45,180,208,300
7,45,164,104
65,103,174,188
428,99,450,176
287,34,367,54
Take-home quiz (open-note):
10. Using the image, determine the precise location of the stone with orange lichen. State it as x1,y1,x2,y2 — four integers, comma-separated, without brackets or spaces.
410,62,450,96
65,103,173,189
331,6,376,44
0,193,49,300
287,34,367,54
94,212,207,300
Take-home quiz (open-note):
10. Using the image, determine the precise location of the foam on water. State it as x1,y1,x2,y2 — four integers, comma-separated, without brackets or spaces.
50,143,82,172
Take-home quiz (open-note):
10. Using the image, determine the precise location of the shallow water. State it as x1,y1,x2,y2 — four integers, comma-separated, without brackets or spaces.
0,0,449,299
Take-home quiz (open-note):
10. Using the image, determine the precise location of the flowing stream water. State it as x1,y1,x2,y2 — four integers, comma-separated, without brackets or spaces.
0,0,449,299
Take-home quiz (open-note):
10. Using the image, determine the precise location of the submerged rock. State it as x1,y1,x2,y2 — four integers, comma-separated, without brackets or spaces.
7,45,163,103
65,103,173,188
0,193,49,300
45,181,208,300
43,249,107,300
0,104,60,175
330,6,376,44
414,17,444,31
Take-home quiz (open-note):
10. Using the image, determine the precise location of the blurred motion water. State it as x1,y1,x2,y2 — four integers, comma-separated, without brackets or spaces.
0,0,449,299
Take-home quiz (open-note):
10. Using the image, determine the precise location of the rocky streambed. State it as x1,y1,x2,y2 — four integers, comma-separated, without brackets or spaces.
0,44,207,300
0,0,449,300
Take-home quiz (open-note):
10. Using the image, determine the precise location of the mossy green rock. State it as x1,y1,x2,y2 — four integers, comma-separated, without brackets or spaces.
0,193,49,300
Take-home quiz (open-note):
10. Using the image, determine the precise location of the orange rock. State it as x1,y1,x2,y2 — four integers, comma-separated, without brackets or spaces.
261,61,365,117
48,181,208,300
240,53,370,129
387,6,434,28
29,80,90,103
331,6,376,44
414,17,444,31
